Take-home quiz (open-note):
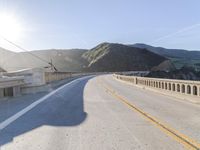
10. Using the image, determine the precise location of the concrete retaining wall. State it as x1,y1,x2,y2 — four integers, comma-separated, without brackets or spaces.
113,74,200,98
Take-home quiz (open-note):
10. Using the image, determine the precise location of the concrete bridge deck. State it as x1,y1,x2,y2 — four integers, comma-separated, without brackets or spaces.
0,75,200,150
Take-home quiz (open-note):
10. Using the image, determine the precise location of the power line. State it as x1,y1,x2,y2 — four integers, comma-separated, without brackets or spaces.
0,36,49,63
0,35,58,71
150,23,200,44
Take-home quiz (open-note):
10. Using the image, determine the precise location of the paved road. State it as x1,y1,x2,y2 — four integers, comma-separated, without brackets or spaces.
0,75,200,150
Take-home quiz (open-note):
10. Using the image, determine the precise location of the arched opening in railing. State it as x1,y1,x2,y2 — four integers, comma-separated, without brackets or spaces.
165,83,168,90
187,85,191,94
181,84,185,93
162,82,164,89
156,82,158,88
193,86,197,95
159,82,161,88
168,83,171,90
172,84,175,91
177,84,180,92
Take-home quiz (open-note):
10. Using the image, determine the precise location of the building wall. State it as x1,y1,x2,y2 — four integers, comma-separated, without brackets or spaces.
0,76,24,98
3,68,45,87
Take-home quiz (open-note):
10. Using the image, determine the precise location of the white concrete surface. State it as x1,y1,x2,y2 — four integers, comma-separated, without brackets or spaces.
4,68,45,87
1,75,200,150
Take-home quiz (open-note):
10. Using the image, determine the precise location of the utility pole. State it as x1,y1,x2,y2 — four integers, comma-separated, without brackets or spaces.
50,59,53,71
48,59,58,72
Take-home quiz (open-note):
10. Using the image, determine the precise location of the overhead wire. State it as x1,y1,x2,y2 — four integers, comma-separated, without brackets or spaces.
0,35,58,71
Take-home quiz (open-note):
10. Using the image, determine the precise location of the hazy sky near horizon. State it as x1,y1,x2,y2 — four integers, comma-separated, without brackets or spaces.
0,0,200,52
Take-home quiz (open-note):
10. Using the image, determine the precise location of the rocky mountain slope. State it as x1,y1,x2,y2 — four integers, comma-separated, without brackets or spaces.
83,43,169,72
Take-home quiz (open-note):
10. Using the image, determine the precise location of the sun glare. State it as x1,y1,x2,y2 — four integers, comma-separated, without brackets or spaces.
0,13,22,41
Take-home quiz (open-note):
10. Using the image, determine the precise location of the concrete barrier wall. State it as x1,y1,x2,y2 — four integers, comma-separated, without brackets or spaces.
1,68,104,96
113,74,200,97
44,72,97,83
20,71,86,94
45,72,72,83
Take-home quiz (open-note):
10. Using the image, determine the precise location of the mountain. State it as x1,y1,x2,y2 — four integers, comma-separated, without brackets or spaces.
0,49,87,72
131,43,200,70
0,43,174,72
82,43,169,72
151,60,176,71
0,47,17,72
0,67,5,72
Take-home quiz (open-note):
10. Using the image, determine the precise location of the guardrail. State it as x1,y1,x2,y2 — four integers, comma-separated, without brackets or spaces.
113,74,200,97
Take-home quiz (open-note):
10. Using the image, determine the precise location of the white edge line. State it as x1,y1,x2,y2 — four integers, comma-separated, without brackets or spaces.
0,76,92,130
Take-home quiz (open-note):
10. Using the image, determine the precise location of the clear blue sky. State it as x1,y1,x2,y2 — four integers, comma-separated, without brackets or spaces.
0,0,200,51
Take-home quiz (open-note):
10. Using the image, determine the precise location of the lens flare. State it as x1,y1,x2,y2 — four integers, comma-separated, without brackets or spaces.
0,13,23,41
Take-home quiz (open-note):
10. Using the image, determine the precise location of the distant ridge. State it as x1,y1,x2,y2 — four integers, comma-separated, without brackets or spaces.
131,43,200,69
2,42,197,72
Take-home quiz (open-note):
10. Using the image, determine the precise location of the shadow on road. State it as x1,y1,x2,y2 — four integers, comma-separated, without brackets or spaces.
0,76,93,147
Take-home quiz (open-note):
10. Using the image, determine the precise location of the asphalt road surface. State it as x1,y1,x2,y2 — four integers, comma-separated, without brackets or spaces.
0,75,200,150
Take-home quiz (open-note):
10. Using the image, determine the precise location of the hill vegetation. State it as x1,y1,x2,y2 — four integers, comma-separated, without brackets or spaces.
146,66,200,80
1,42,197,73
83,43,169,72
131,43,200,70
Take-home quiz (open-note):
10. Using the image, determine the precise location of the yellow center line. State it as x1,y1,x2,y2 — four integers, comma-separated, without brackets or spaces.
98,79,200,150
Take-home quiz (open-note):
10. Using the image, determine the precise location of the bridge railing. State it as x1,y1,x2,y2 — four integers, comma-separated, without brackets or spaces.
113,74,200,97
